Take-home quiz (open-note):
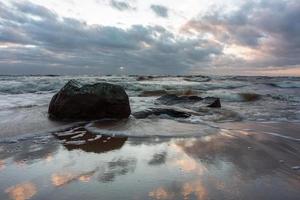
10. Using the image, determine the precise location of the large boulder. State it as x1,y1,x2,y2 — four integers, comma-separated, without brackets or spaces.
48,80,131,120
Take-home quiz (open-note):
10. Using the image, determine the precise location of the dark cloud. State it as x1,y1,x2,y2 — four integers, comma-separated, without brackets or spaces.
110,0,135,11
182,0,300,69
0,1,222,75
150,4,168,18
1,0,299,75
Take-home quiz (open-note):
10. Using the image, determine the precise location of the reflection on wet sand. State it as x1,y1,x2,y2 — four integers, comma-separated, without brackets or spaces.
149,180,207,200
45,154,53,163
1,135,59,165
148,152,167,166
49,156,137,188
175,129,300,179
0,160,5,171
54,127,128,153
0,123,299,200
52,169,97,187
182,180,207,200
149,187,169,199
5,182,37,200
64,136,127,153
171,143,207,175
97,157,137,183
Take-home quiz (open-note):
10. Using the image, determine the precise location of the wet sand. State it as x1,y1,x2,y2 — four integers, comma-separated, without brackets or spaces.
0,122,299,200
0,106,70,139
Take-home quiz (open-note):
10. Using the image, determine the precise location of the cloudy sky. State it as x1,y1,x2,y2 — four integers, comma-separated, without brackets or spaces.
0,0,299,75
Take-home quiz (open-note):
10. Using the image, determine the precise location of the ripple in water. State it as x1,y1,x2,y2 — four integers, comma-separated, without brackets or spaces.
85,118,219,138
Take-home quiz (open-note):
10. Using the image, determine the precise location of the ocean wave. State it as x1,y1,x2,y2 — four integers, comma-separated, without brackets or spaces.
0,93,53,110
0,79,64,94
183,76,211,82
0,75,299,128
268,81,300,88
203,90,262,102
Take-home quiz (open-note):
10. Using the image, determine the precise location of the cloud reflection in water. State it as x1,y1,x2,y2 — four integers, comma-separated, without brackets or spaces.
5,182,37,200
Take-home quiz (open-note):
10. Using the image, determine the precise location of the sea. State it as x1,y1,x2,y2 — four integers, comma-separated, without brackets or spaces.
0,75,300,139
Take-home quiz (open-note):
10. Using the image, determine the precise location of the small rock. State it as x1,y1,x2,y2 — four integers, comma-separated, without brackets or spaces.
239,93,261,102
138,90,167,97
156,94,203,105
204,97,221,108
136,76,153,81
133,107,191,119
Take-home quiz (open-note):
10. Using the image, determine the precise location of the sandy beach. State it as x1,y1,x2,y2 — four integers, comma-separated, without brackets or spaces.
0,121,299,200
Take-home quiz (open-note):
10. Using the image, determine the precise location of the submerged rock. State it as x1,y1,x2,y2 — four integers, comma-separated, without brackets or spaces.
156,94,203,105
138,90,168,97
239,93,261,102
136,76,154,81
48,80,131,120
203,97,221,108
132,107,192,119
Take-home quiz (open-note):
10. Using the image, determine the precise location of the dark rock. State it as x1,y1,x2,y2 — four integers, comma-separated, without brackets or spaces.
239,93,261,102
156,94,203,105
136,76,153,81
133,107,191,119
138,90,167,97
204,97,221,108
48,80,131,120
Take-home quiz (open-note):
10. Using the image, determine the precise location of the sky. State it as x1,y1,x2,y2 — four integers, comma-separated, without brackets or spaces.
0,0,299,76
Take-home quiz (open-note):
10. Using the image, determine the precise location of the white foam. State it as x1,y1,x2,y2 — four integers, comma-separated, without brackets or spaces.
64,140,86,145
71,133,86,139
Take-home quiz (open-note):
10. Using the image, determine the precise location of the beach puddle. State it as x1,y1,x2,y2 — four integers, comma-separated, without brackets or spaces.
0,122,300,200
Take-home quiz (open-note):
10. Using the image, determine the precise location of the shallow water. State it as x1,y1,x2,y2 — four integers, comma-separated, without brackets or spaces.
0,122,299,200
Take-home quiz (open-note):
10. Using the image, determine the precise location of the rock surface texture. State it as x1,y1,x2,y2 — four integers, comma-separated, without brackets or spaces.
48,80,131,120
